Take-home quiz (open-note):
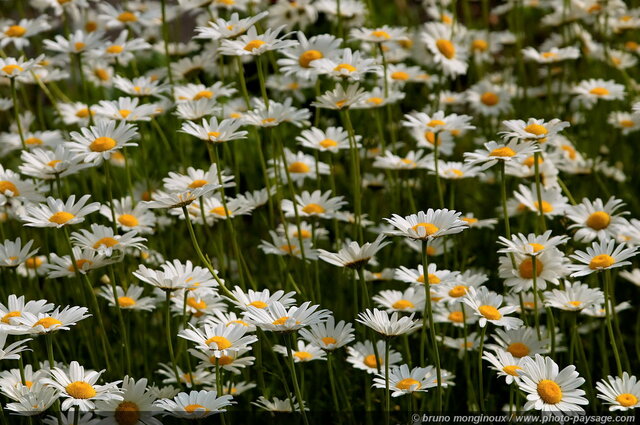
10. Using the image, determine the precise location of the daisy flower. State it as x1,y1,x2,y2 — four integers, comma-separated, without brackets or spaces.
311,48,381,81
513,183,568,217
113,76,168,98
244,301,329,332
498,249,566,292
517,354,588,415
608,111,640,135
5,383,59,416
57,102,97,126
0,332,31,360
565,197,627,242
98,285,156,311
71,224,146,256
93,30,150,64
356,308,421,337
99,197,156,234
43,29,105,54
273,340,326,363
219,25,297,57
281,190,347,219
19,146,92,180
163,164,233,193
596,372,640,411
312,83,368,110
174,82,237,103
0,165,44,206
268,148,329,186
155,390,233,419
133,260,218,291
298,316,354,351
432,303,477,327
372,287,426,313
498,230,569,256
15,305,90,335
296,126,357,153
384,209,468,240
189,347,255,374
0,56,43,79
45,247,120,279
373,150,432,170
501,118,570,143
463,287,523,329
0,238,38,268
258,230,317,260
543,281,604,312
194,11,269,41
0,18,50,50
42,361,122,411
317,235,389,269
483,350,525,384
178,322,258,357
568,239,638,277
278,33,342,79
488,327,550,358
225,286,296,312
373,364,436,397
466,81,513,116
144,187,219,210
95,376,162,425
463,140,539,170
66,120,138,165
20,195,100,228
93,97,157,122
252,395,307,412
346,340,402,374
522,46,580,63
572,79,625,109
0,295,53,330
421,22,468,76
242,98,310,128
394,263,459,287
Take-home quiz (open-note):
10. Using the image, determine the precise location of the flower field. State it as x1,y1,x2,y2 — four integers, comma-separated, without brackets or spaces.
1,0,640,423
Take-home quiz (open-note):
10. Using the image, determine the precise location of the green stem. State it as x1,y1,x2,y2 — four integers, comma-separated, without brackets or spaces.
285,333,309,425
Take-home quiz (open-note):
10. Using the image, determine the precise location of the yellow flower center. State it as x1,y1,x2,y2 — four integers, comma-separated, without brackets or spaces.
427,119,446,128
74,42,86,51
2,64,23,75
90,136,117,152
118,12,138,22
567,301,582,307
33,317,62,329
417,274,441,284
529,243,545,253
391,71,409,81
85,21,98,32
184,404,208,413
586,211,610,230
524,123,548,136
187,297,207,311
371,30,391,39
210,206,231,217
93,237,118,249
478,305,502,320
319,139,338,148
6,25,27,37
448,311,464,323
461,217,477,223
272,316,290,326
204,336,232,350
363,354,381,368
188,179,208,189
261,118,276,124
214,355,233,365
507,342,530,357
518,257,544,279
472,39,488,51
279,244,299,254
298,50,323,68
114,401,140,425
449,285,468,298
589,254,615,270
1,311,21,324
533,201,554,213
589,87,609,96
537,379,563,404
288,161,310,173
75,108,93,118
106,45,124,54
117,296,136,308
321,336,337,345
294,351,313,360
24,137,43,145
25,257,43,268
436,39,455,59
69,259,92,272
367,97,384,105
489,146,516,157
334,63,357,73
616,393,638,407
207,131,221,140
194,90,213,100
66,381,97,399
118,109,131,118
118,214,139,227
480,92,499,106
541,52,557,59
396,378,421,390
502,365,522,376
619,120,635,128
392,299,414,310
248,300,268,309
244,40,266,51
0,181,19,196
49,211,75,225
302,203,325,214
411,222,439,236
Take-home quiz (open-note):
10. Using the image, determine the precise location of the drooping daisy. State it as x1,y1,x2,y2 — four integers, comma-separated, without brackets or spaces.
463,287,523,329
568,239,638,277
596,372,640,411
356,308,421,337
517,354,588,415
346,340,402,374
155,390,233,419
373,150,433,170
317,235,389,269
0,332,31,360
385,209,468,240
565,197,627,242
20,195,100,228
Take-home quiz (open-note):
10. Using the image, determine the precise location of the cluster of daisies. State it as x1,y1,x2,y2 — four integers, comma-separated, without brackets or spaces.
1,0,640,422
